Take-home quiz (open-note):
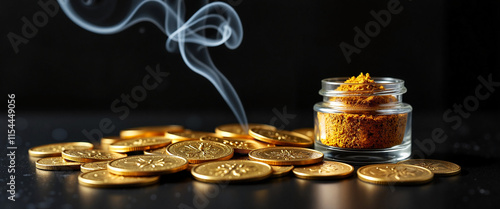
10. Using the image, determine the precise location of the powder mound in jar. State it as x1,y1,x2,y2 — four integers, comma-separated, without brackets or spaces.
318,73,407,149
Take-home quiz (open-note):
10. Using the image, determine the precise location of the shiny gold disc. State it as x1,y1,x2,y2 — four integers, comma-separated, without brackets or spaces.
81,161,110,173
35,157,82,171
144,147,167,155
271,165,294,177
200,136,274,154
293,161,354,180
165,131,218,143
357,163,434,185
248,147,324,166
100,136,123,150
397,159,461,176
215,123,277,138
291,128,315,140
62,150,127,163
108,137,172,153
28,142,94,157
191,160,272,183
120,125,184,139
166,141,234,164
249,128,313,147
78,170,159,188
107,155,188,176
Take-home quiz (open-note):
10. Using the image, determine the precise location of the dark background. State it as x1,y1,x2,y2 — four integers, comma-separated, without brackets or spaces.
0,0,499,129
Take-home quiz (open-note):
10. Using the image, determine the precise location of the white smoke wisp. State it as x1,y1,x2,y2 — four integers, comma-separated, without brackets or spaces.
58,0,248,129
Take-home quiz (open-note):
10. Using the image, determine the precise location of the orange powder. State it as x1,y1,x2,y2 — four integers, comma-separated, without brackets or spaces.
317,73,407,149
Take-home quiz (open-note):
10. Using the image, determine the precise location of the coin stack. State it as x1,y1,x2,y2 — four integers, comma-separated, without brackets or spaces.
29,124,461,187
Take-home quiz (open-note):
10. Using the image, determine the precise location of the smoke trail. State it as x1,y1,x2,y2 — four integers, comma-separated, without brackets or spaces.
58,0,248,129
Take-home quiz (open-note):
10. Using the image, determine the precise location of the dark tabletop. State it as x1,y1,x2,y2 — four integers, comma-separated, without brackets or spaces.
1,111,498,209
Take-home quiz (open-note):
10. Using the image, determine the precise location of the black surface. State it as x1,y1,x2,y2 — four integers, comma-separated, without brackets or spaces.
0,111,499,209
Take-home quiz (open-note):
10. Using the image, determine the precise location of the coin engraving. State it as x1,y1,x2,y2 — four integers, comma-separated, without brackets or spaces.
29,142,93,157
357,164,434,185
248,147,323,166
78,170,159,188
293,161,354,179
62,150,126,162
397,159,461,176
108,155,188,176
191,160,272,183
249,128,312,147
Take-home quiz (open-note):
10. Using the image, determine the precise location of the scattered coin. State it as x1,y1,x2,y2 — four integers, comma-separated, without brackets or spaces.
78,170,159,188
165,131,218,143
215,123,277,138
62,150,127,163
357,163,434,185
120,125,184,139
271,165,294,177
397,159,461,176
200,136,274,154
249,128,313,147
144,147,168,155
100,136,123,150
35,157,82,171
81,161,110,173
29,142,94,157
292,128,315,140
191,160,272,183
109,137,172,153
166,141,234,164
293,161,354,180
107,155,188,176
248,147,323,166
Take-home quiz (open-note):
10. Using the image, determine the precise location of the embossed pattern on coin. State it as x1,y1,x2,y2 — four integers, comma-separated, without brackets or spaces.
62,150,127,163
249,128,313,147
81,161,110,173
120,125,184,139
144,147,168,155
215,123,277,138
29,142,94,157
200,136,274,154
109,137,171,153
108,155,188,176
293,161,354,179
78,170,159,188
357,163,434,185
166,141,233,164
248,147,323,166
191,160,272,183
397,159,461,176
35,157,82,170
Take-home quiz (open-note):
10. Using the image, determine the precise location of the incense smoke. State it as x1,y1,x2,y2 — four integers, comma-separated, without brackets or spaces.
58,0,247,128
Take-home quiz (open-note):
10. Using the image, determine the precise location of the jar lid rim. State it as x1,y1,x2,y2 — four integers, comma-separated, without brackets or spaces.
321,77,405,85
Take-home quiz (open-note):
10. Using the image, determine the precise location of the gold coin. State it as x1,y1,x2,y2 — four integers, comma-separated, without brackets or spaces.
166,141,234,164
191,160,272,183
35,157,82,171
78,170,159,188
81,161,110,173
357,163,434,185
293,161,354,180
271,165,294,177
120,125,184,139
249,128,313,147
165,131,218,143
109,137,171,153
397,159,461,176
200,136,274,154
107,155,188,176
292,128,315,140
248,147,323,166
215,123,277,138
100,136,123,150
28,142,93,157
144,147,167,155
62,150,127,163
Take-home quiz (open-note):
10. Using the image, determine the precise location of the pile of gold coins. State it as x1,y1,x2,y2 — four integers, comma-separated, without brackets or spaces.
28,124,461,188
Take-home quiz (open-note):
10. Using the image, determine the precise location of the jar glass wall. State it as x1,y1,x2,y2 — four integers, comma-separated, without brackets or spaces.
313,76,412,164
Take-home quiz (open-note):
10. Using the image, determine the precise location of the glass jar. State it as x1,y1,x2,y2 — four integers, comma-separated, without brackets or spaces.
314,77,412,164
